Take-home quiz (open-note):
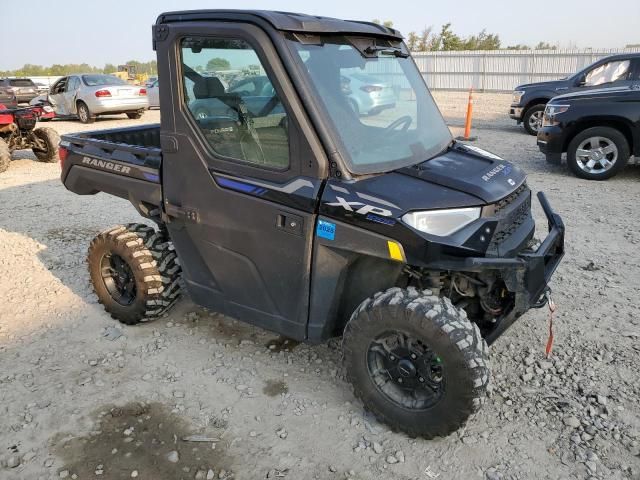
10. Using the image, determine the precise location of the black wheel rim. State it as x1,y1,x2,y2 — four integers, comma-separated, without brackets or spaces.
100,253,137,306
367,330,444,410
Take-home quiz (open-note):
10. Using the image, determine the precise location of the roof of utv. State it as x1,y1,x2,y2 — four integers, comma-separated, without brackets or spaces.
156,10,403,39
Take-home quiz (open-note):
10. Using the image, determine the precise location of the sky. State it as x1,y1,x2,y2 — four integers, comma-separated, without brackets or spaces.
2,0,639,70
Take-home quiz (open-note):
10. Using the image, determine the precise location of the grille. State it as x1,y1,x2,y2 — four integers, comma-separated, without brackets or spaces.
488,184,531,252
494,183,527,214
15,111,36,130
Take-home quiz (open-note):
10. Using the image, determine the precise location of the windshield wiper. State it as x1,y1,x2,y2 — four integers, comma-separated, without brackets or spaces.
363,45,409,58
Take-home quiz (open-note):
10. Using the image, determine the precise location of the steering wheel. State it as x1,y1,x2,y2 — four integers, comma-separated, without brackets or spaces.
384,115,412,134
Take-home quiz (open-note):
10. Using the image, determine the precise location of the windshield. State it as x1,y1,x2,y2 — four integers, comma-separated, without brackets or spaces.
81,75,127,87
286,35,452,175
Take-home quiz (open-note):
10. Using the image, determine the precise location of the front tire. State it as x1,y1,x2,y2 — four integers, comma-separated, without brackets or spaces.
523,104,545,136
566,126,630,180
343,287,489,439
126,111,143,119
77,101,95,124
32,127,60,162
0,138,10,173
87,224,182,325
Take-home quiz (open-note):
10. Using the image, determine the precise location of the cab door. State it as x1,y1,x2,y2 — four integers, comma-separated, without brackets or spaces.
48,77,69,115
62,76,81,114
157,23,326,340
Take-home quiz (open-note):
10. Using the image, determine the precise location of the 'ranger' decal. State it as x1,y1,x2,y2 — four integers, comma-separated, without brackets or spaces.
82,157,131,174
482,164,506,182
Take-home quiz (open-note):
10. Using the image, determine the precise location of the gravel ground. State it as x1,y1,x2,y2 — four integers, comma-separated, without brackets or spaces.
1,96,640,480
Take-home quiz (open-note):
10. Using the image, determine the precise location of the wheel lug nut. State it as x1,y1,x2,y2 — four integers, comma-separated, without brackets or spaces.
410,354,417,359
419,377,424,382
397,378,403,383
389,355,395,361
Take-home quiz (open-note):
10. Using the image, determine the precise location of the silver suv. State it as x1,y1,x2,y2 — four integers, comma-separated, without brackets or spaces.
0,78,39,104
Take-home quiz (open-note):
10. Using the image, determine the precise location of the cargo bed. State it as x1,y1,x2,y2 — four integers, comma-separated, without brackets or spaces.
60,124,163,213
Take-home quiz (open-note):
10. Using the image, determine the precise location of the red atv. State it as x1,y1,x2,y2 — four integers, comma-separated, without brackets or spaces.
0,104,60,173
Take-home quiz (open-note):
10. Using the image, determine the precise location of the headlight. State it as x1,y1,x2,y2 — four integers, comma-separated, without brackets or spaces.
512,90,525,104
402,207,481,236
542,104,570,127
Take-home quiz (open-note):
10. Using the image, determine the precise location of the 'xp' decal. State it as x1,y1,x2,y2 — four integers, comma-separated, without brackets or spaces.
326,184,399,217
326,197,393,217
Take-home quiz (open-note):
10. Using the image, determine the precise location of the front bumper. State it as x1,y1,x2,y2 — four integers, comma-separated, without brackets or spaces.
509,105,523,121
537,125,565,163
427,192,564,344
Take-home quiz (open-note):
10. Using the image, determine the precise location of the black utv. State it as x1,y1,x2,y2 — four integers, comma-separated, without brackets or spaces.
59,10,565,438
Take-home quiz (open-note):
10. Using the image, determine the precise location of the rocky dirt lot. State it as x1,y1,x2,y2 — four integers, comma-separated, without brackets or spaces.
1,95,640,480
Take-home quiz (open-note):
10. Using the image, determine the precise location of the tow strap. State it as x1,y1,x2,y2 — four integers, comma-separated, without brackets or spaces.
545,290,556,358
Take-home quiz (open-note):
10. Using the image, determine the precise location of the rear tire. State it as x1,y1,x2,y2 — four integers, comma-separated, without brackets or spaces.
87,224,182,325
0,138,10,173
77,101,95,124
566,126,630,180
127,111,143,119
342,287,489,439
32,127,60,162
523,104,545,136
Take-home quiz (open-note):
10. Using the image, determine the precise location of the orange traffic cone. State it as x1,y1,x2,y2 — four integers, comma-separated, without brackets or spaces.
456,88,477,142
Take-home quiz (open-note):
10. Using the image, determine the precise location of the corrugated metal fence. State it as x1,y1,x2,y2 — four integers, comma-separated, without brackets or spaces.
412,48,640,92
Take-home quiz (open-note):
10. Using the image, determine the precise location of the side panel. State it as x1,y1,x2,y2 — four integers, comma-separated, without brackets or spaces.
307,217,405,342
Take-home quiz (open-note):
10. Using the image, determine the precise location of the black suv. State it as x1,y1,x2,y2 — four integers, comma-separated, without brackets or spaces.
0,78,39,104
510,53,640,135
537,85,640,180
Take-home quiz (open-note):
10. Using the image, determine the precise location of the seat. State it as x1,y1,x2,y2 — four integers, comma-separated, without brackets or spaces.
193,76,226,99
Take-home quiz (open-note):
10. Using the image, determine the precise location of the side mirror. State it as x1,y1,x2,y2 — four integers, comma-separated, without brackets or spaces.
576,75,587,87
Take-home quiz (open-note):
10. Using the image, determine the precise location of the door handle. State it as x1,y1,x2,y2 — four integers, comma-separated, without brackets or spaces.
276,212,303,236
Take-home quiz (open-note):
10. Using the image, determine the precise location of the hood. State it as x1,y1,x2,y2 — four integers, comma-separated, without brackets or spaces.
551,85,638,102
516,79,570,90
395,143,527,204
318,143,527,240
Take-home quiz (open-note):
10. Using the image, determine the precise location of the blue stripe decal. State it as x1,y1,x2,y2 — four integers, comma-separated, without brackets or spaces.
366,213,396,226
143,172,160,183
216,176,260,194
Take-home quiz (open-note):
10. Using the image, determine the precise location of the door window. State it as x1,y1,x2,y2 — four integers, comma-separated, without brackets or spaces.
67,77,80,92
584,60,631,86
180,36,289,169
51,78,67,94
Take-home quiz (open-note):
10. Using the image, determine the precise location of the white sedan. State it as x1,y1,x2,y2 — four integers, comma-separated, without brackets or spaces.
48,74,149,123
147,80,160,109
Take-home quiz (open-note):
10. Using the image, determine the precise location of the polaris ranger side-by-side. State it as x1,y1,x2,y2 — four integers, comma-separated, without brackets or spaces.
60,10,565,438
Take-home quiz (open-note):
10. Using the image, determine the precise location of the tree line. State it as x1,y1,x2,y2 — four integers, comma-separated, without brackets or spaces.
0,60,158,78
373,20,557,51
